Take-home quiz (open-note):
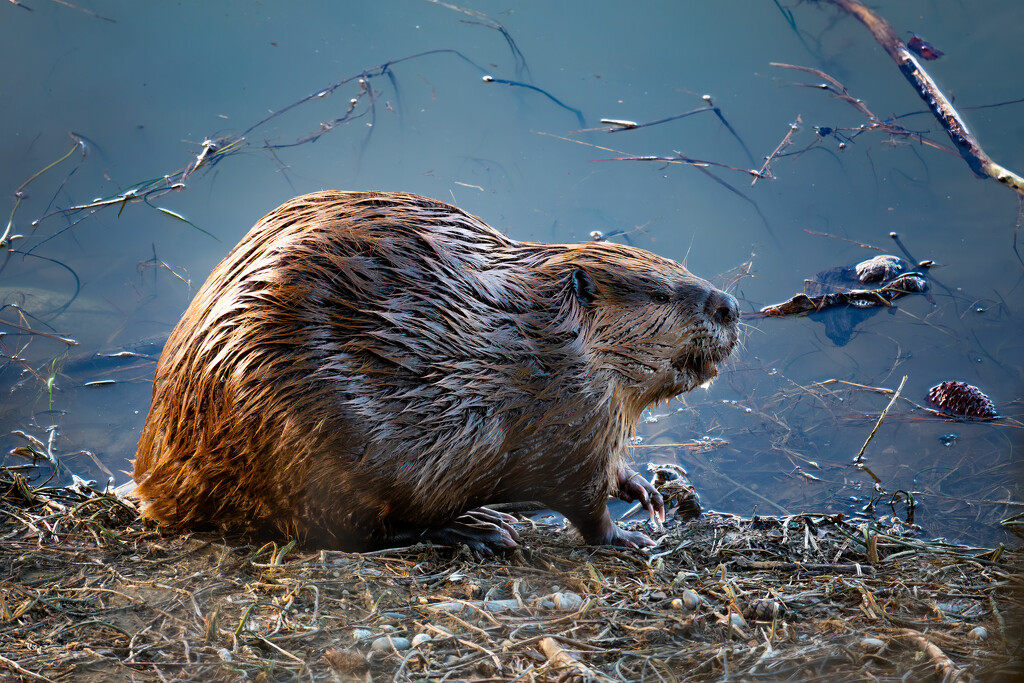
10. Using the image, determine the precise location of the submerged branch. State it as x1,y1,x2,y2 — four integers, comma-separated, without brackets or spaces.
752,273,928,318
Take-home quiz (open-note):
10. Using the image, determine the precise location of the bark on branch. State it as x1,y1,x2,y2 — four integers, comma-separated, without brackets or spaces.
829,0,1024,196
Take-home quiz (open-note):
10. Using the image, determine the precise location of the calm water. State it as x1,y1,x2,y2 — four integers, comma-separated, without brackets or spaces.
2,1,1021,546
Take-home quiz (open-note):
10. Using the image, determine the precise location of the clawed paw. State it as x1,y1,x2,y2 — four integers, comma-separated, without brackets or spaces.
420,507,520,554
607,525,656,549
616,467,666,524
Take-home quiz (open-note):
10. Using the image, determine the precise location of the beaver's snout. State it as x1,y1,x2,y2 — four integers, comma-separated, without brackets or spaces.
705,289,739,329
663,284,738,390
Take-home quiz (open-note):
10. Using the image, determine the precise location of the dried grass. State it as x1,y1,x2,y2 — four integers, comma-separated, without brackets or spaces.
1,468,1020,682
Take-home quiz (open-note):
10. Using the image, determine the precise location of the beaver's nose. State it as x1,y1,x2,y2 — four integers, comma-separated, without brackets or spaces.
705,289,739,328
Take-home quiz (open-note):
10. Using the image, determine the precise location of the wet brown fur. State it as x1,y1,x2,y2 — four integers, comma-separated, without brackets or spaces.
133,191,739,550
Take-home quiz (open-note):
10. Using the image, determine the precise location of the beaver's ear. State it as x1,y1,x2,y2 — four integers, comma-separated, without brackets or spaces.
571,269,597,307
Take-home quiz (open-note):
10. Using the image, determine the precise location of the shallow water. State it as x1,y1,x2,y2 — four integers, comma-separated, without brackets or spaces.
2,1,1021,546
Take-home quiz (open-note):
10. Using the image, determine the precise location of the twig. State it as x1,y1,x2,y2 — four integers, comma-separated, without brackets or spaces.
46,0,116,22
0,319,78,346
3,140,83,248
483,75,585,127
883,629,964,681
755,115,801,185
770,63,873,119
540,637,599,680
803,228,884,252
601,104,713,132
0,654,56,683
255,635,305,664
854,375,907,464
602,98,755,166
423,0,531,80
732,557,874,575
770,62,957,156
599,153,765,179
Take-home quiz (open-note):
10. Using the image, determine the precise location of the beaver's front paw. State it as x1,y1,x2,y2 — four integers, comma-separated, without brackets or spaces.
604,524,656,549
615,467,665,524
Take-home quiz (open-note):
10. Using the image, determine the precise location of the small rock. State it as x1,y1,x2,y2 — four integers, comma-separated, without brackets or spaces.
371,636,411,652
729,613,747,629
858,637,886,652
855,254,905,283
681,590,702,610
351,628,372,641
551,591,583,611
968,626,988,641
411,633,432,648
670,598,684,610
894,274,927,293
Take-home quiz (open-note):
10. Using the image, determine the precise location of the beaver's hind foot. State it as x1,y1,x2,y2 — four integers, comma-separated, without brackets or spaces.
410,507,520,554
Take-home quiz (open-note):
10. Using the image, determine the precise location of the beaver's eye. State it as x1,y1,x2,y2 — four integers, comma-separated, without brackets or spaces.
651,292,670,304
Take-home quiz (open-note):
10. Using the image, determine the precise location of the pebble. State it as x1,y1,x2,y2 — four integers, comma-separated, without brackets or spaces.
371,636,411,652
858,637,886,652
681,589,702,610
551,591,583,611
729,613,747,629
855,254,904,283
411,633,432,648
351,628,372,641
968,626,988,641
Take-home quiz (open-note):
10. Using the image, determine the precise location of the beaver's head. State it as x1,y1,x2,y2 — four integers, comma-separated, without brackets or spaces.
542,242,739,415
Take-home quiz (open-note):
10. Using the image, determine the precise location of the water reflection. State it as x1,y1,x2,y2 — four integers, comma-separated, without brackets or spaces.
1,0,1020,546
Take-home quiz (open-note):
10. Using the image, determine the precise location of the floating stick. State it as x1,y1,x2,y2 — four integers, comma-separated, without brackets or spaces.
483,75,585,127
854,375,907,464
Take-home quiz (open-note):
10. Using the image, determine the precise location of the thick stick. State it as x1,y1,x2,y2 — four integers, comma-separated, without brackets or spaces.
829,0,1024,196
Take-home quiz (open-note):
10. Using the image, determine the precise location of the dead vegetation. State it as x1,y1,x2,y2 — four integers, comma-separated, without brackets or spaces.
1,469,1020,682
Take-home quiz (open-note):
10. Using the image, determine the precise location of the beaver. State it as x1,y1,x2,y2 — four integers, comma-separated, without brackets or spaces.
133,191,739,551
